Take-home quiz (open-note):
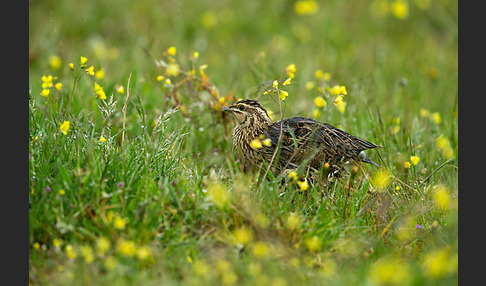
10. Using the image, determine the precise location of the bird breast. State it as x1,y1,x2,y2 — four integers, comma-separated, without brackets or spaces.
232,125,268,171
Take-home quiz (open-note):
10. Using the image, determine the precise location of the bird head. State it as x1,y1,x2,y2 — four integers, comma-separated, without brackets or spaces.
222,99,273,127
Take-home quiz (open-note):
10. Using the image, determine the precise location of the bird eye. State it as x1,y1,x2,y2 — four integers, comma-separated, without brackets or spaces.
238,105,245,111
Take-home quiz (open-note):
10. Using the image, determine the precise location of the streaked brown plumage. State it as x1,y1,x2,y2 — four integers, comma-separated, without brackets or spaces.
223,99,381,179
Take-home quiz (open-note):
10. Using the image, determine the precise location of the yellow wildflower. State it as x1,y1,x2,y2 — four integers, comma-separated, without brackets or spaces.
283,77,292,86
371,170,392,191
60,121,70,135
94,82,102,92
432,112,441,124
250,138,262,149
262,138,272,147
65,245,76,259
297,180,309,191
288,171,298,182
49,55,62,70
334,97,347,113
285,64,297,78
322,72,331,81
252,241,270,258
313,109,320,119
330,86,339,95
40,88,50,98
58,189,66,196
433,185,451,210
391,0,409,19
113,216,127,230
315,70,331,80
94,82,106,100
116,85,125,94
286,212,300,230
222,271,238,285
199,64,208,71
410,155,420,165
404,161,411,169
166,63,180,76
156,75,164,81
207,182,230,208
69,63,74,71
34,242,40,250
306,81,315,90
267,110,277,121
137,246,152,261
95,69,105,80
116,239,137,257
199,64,209,80
95,237,111,256
330,85,347,95
420,108,430,118
279,90,289,101
232,226,253,245
369,257,410,285
272,80,279,89
165,79,172,85
179,104,188,115
99,136,107,143
436,135,454,159
422,248,457,278
167,46,177,56
294,0,319,15
54,82,62,91
314,96,326,108
53,238,62,249
193,51,199,59
304,236,322,252
80,245,94,264
41,75,53,88
80,56,88,66
86,65,95,76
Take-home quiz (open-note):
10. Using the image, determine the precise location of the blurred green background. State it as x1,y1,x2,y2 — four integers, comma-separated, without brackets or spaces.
29,0,457,112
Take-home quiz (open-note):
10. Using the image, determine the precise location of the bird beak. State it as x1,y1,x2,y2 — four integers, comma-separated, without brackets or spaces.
222,106,230,112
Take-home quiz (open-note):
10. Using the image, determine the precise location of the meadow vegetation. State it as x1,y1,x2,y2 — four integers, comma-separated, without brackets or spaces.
29,0,458,285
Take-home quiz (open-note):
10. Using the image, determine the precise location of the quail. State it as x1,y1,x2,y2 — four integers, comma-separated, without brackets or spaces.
222,99,381,179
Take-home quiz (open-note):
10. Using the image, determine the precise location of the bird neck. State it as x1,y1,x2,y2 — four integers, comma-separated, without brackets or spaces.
234,118,271,143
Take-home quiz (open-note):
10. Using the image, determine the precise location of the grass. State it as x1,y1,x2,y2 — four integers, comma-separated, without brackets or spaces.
29,0,458,285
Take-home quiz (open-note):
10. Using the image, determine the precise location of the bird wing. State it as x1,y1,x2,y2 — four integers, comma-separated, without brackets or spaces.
268,117,379,156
